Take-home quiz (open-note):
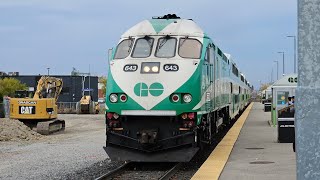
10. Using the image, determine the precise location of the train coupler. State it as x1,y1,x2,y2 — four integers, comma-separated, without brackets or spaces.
137,129,158,144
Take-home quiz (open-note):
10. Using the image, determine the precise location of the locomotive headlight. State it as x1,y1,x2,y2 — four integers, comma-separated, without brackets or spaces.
183,94,192,103
143,66,150,72
109,94,118,103
141,62,160,74
152,66,159,72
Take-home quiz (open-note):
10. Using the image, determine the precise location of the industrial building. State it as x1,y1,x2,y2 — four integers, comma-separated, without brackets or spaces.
0,73,98,102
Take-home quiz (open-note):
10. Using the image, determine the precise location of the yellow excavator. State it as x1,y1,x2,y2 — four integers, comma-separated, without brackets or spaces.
10,76,65,135
76,95,100,114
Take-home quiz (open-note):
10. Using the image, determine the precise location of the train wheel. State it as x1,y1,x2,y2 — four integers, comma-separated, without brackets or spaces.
197,129,208,151
197,115,209,150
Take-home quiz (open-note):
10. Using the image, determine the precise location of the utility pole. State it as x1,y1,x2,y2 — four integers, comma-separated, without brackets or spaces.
274,60,279,80
287,35,297,73
78,72,90,96
278,52,285,76
271,67,273,83
297,1,320,179
89,64,91,97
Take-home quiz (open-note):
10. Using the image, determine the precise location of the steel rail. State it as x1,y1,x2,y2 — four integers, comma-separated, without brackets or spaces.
158,162,183,180
95,161,131,180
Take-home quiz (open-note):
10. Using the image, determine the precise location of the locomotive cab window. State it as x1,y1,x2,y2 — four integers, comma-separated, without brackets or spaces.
114,38,134,59
178,38,202,59
155,36,177,58
132,36,154,58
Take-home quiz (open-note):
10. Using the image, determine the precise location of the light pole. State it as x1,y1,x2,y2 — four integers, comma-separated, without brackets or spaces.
47,67,50,76
259,80,262,90
274,60,279,80
287,35,297,74
271,67,274,83
278,52,285,76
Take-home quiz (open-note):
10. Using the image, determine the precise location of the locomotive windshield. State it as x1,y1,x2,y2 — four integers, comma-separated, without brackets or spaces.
132,36,154,58
155,36,177,58
178,38,202,59
114,38,134,59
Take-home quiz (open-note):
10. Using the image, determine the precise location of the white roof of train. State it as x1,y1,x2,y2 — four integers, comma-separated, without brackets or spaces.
121,19,205,38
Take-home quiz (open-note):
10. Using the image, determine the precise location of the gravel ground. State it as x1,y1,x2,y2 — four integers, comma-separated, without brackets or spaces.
0,114,109,180
108,162,177,180
62,159,124,180
0,118,42,141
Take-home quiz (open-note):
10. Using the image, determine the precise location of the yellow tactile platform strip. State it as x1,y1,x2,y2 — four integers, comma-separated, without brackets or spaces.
191,102,254,180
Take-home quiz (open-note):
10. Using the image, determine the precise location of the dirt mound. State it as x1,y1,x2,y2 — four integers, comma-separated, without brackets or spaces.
0,118,42,141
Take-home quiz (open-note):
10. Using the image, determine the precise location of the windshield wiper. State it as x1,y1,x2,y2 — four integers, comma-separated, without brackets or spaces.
143,35,153,48
127,36,134,53
179,36,189,47
158,35,171,50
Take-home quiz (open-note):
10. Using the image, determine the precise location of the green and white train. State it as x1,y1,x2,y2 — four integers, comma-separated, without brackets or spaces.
104,14,252,162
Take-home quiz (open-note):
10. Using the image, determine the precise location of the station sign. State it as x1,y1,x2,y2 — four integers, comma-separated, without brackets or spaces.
288,77,297,83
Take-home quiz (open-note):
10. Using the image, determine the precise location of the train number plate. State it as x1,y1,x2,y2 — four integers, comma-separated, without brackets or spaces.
123,64,138,72
163,64,179,71
19,106,36,114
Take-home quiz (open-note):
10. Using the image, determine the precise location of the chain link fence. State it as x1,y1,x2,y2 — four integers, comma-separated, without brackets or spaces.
57,102,105,114
57,102,78,114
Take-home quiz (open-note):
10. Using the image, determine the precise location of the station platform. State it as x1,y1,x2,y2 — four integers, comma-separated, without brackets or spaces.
192,102,296,180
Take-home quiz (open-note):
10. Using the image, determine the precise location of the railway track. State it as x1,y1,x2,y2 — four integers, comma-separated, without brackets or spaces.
94,106,250,180
95,161,130,180
158,162,183,180
95,162,182,180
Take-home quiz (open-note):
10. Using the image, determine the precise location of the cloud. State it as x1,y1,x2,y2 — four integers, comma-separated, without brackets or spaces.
0,0,297,87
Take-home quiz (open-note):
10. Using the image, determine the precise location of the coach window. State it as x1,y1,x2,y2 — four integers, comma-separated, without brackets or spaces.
209,46,215,64
114,39,134,59
178,38,202,59
155,36,177,58
132,36,154,58
204,48,210,63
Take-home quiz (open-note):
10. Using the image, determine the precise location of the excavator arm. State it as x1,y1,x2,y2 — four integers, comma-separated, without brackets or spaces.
33,76,63,102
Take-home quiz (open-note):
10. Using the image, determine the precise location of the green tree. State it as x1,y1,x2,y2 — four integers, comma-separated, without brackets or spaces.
99,76,107,97
0,78,27,99
259,83,271,91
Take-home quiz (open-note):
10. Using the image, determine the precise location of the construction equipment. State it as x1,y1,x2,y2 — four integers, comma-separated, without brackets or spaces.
10,76,65,135
76,95,99,114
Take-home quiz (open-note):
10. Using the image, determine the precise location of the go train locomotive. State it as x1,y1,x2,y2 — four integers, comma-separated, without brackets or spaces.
104,14,252,162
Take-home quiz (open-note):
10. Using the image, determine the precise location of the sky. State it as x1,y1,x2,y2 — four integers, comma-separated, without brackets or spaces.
0,0,297,89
